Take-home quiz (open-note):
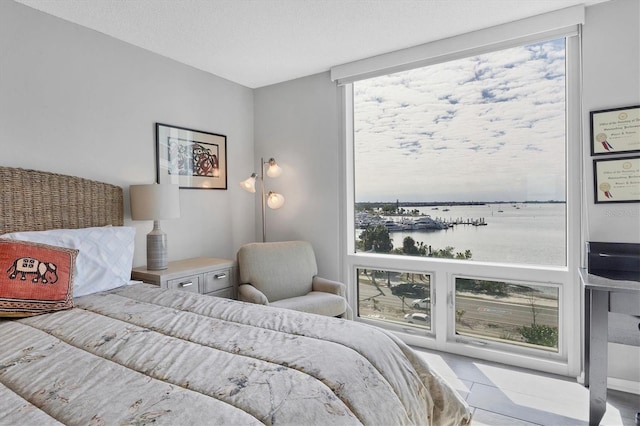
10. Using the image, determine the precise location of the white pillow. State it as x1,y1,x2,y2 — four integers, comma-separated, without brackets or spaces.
1,227,135,297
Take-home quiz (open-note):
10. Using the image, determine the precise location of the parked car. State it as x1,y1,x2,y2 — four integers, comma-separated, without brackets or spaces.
412,297,430,309
404,312,430,325
390,283,428,298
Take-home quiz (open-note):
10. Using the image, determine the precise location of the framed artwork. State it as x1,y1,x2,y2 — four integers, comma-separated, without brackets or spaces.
590,105,640,156
156,123,227,190
593,156,640,204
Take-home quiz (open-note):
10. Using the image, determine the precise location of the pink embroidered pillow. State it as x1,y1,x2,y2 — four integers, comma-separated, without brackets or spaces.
0,239,78,317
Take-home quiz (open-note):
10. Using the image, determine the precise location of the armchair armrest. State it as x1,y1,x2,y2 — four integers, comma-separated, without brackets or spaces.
312,276,346,297
238,284,269,305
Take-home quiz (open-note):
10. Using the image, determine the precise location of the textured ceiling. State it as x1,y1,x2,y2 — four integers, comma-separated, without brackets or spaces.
14,0,609,88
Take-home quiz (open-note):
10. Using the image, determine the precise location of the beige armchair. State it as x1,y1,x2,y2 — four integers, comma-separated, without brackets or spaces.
237,241,353,319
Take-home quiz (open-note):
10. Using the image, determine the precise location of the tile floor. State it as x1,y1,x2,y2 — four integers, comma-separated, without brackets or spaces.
413,347,639,425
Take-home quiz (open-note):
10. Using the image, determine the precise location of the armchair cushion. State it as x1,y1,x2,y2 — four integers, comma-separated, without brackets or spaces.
270,292,346,317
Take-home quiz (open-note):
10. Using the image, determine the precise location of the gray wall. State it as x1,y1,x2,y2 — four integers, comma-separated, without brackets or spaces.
582,0,640,388
254,0,640,384
253,73,342,280
583,0,640,243
0,0,256,265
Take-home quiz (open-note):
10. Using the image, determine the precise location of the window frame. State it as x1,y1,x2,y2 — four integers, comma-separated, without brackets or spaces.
340,32,583,377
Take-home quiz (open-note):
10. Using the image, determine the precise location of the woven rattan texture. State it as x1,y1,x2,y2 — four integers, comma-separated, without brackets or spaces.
0,167,124,234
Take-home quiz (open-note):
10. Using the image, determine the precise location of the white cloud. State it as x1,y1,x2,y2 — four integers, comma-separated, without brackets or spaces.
354,39,567,202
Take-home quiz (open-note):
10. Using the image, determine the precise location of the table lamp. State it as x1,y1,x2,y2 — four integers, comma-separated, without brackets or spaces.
130,183,180,270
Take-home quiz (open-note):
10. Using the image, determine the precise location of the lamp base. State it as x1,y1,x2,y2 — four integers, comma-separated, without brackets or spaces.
147,221,168,270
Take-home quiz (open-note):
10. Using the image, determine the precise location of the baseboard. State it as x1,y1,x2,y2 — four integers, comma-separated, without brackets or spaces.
608,377,640,395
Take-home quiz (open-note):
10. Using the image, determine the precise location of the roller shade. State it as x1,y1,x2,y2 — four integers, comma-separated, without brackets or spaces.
331,5,584,85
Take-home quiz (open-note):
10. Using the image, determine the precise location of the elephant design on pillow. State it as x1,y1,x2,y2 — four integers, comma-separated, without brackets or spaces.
6,257,58,284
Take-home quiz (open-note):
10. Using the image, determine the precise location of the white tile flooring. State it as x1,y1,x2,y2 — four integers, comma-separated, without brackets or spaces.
413,347,640,425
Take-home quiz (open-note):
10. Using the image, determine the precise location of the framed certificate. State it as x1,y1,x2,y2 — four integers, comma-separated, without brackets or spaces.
590,105,640,156
593,156,640,203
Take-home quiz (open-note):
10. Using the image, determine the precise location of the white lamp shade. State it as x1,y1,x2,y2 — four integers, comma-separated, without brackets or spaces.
130,184,180,220
266,161,282,178
267,192,285,209
240,175,257,193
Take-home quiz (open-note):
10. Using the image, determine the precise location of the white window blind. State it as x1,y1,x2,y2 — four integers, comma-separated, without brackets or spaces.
331,5,584,85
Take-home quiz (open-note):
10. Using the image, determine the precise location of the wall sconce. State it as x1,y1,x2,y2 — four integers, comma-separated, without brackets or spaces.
240,157,284,242
130,183,180,270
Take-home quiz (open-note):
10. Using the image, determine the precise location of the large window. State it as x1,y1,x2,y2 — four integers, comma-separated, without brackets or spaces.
353,39,566,267
342,20,582,375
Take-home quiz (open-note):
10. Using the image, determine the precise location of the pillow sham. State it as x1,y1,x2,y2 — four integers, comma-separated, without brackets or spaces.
0,239,78,317
1,227,135,297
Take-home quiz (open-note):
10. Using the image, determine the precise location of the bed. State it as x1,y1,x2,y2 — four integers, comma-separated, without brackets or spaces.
0,166,472,426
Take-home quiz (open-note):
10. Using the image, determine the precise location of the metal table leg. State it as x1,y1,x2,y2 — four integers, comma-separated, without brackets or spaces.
589,289,608,426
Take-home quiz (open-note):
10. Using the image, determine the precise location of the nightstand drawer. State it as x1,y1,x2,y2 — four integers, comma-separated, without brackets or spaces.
168,274,201,293
202,269,232,293
205,287,234,299
131,258,236,299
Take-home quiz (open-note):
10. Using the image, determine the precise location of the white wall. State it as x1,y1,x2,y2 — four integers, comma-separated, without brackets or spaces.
582,0,640,389
0,0,256,265
253,73,342,280
583,0,640,243
254,0,640,385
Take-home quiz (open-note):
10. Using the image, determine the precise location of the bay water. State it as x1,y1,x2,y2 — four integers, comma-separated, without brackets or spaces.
362,203,566,266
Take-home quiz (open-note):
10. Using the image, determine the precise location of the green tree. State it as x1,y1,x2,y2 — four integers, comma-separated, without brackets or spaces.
520,324,558,348
402,236,419,255
381,204,397,214
358,225,393,253
456,278,508,296
429,246,472,260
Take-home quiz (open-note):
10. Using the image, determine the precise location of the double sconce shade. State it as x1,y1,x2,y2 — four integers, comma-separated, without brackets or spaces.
240,157,285,241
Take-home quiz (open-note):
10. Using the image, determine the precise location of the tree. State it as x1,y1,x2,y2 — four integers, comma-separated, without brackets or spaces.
358,225,393,253
428,246,472,260
402,236,419,255
520,324,558,348
381,204,397,214
456,278,508,296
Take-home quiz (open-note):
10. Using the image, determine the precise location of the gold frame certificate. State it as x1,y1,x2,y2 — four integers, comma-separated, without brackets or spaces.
593,156,640,203
590,105,640,155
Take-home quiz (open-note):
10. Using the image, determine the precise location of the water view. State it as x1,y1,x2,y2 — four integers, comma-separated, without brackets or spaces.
350,38,569,352
356,202,566,266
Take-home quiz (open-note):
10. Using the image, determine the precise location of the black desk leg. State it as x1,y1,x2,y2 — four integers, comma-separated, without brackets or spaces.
589,289,608,426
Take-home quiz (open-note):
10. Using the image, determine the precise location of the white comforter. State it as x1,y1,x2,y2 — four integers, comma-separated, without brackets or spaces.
0,283,471,425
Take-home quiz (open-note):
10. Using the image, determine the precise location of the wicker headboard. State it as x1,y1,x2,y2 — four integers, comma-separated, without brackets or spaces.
0,167,124,234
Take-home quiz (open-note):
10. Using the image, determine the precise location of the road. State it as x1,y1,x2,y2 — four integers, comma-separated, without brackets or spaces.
358,283,558,329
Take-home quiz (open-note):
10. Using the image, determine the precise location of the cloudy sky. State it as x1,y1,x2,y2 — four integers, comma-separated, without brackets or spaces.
354,38,566,203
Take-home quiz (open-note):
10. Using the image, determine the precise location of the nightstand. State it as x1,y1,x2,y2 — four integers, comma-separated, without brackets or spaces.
131,257,237,299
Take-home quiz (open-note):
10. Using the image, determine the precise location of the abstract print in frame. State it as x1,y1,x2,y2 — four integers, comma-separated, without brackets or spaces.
156,123,227,189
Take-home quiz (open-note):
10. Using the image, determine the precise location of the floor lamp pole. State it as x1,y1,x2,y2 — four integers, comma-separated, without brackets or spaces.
261,157,267,242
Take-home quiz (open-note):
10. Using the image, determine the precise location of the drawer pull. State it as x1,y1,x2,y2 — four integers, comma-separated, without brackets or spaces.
179,281,194,288
214,273,227,280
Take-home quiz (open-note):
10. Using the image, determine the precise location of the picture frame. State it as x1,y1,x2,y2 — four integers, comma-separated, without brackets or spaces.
593,156,640,204
590,105,640,156
156,123,227,190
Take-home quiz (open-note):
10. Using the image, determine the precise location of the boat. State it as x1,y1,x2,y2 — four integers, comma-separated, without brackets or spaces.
383,220,404,232
413,216,448,230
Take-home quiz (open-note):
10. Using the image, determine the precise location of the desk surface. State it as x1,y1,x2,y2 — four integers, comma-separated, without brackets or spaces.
579,267,640,293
